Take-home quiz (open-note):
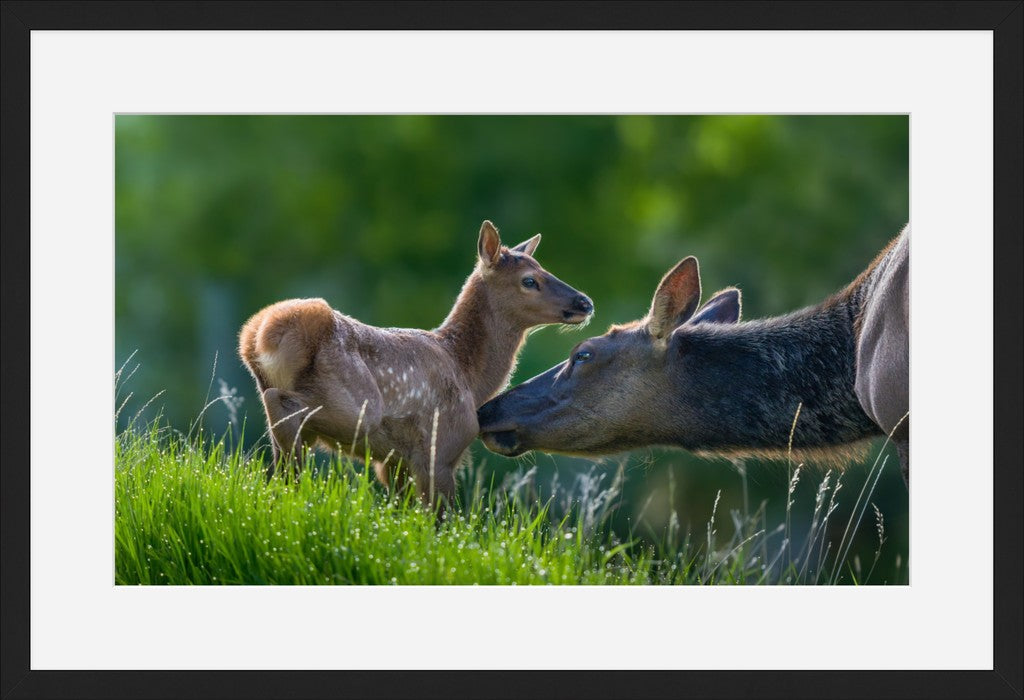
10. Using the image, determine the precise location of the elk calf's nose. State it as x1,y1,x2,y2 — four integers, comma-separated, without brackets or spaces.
572,295,594,314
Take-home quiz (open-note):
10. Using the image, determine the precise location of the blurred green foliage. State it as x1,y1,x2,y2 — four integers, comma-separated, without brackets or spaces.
116,115,909,581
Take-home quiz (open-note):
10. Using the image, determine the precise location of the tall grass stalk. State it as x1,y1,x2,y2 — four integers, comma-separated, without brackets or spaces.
827,413,907,584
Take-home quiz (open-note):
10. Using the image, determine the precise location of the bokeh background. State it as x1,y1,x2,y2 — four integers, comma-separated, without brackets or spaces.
116,115,909,582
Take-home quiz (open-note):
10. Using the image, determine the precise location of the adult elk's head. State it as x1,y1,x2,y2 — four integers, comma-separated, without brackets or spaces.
477,256,740,456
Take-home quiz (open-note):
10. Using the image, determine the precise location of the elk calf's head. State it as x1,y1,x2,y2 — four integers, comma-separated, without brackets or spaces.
478,256,740,456
475,220,593,326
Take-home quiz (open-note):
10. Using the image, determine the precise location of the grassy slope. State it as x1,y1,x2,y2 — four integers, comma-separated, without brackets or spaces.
116,424,656,585
115,422,902,586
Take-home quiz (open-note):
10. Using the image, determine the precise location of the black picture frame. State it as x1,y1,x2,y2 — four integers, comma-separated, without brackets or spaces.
2,2,1021,699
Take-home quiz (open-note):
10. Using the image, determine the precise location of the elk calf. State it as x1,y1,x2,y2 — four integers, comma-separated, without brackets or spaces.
479,225,910,481
239,221,593,504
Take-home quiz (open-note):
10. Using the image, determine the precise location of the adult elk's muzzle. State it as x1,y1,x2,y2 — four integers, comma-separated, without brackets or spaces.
478,363,565,456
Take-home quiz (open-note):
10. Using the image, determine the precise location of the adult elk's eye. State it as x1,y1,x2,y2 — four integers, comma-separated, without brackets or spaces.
521,277,538,289
573,351,592,364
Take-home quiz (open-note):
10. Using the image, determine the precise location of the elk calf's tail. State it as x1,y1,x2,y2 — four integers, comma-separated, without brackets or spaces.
239,298,336,392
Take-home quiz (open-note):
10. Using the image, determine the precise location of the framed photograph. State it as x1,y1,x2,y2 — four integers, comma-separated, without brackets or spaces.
3,2,1020,698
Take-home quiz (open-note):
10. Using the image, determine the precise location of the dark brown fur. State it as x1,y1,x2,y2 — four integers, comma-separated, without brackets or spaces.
239,221,593,506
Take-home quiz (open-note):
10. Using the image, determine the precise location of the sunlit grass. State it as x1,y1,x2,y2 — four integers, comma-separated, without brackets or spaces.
115,352,903,586
114,417,903,585
115,421,657,585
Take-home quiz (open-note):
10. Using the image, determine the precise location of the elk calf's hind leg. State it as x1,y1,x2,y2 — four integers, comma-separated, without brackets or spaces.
374,459,413,497
262,387,312,477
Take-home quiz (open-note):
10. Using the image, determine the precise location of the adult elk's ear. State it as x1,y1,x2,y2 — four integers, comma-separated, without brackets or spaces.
478,220,502,268
647,256,701,340
689,287,742,325
511,233,542,257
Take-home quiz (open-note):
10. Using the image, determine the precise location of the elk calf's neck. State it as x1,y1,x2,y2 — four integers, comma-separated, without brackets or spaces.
238,220,592,505
436,274,534,407
479,225,910,479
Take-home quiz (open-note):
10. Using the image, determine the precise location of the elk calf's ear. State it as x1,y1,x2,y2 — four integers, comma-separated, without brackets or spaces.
647,256,702,339
478,220,502,267
690,288,742,325
510,233,542,257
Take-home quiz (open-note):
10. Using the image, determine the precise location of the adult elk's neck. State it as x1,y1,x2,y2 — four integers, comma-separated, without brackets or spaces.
436,274,527,407
671,287,882,464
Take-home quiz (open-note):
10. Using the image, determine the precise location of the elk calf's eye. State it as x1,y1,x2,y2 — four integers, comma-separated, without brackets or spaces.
522,277,537,289
574,351,592,364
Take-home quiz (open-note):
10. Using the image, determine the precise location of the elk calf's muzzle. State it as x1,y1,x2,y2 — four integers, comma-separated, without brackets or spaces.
562,293,594,322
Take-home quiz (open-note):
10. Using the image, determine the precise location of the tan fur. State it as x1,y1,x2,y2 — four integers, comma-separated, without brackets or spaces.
694,441,872,470
238,221,591,507
240,298,336,391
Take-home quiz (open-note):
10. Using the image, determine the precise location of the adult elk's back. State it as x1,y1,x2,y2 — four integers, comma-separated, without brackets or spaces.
478,225,910,481
240,220,593,504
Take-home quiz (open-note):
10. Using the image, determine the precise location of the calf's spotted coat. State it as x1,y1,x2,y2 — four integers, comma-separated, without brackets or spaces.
239,221,593,504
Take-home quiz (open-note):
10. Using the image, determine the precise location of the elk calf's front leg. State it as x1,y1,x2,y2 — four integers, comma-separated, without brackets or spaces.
425,464,457,509
414,462,457,524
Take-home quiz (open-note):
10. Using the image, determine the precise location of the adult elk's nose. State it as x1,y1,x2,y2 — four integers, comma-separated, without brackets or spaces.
477,399,499,428
572,294,593,315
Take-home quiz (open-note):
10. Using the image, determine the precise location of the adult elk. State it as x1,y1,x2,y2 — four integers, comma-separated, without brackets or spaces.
240,221,593,504
478,225,910,481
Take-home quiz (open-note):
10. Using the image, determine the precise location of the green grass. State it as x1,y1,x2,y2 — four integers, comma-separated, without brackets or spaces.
115,416,904,585
116,421,656,585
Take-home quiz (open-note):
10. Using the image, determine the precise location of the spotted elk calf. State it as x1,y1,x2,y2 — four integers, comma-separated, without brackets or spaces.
239,221,593,505
478,225,910,481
